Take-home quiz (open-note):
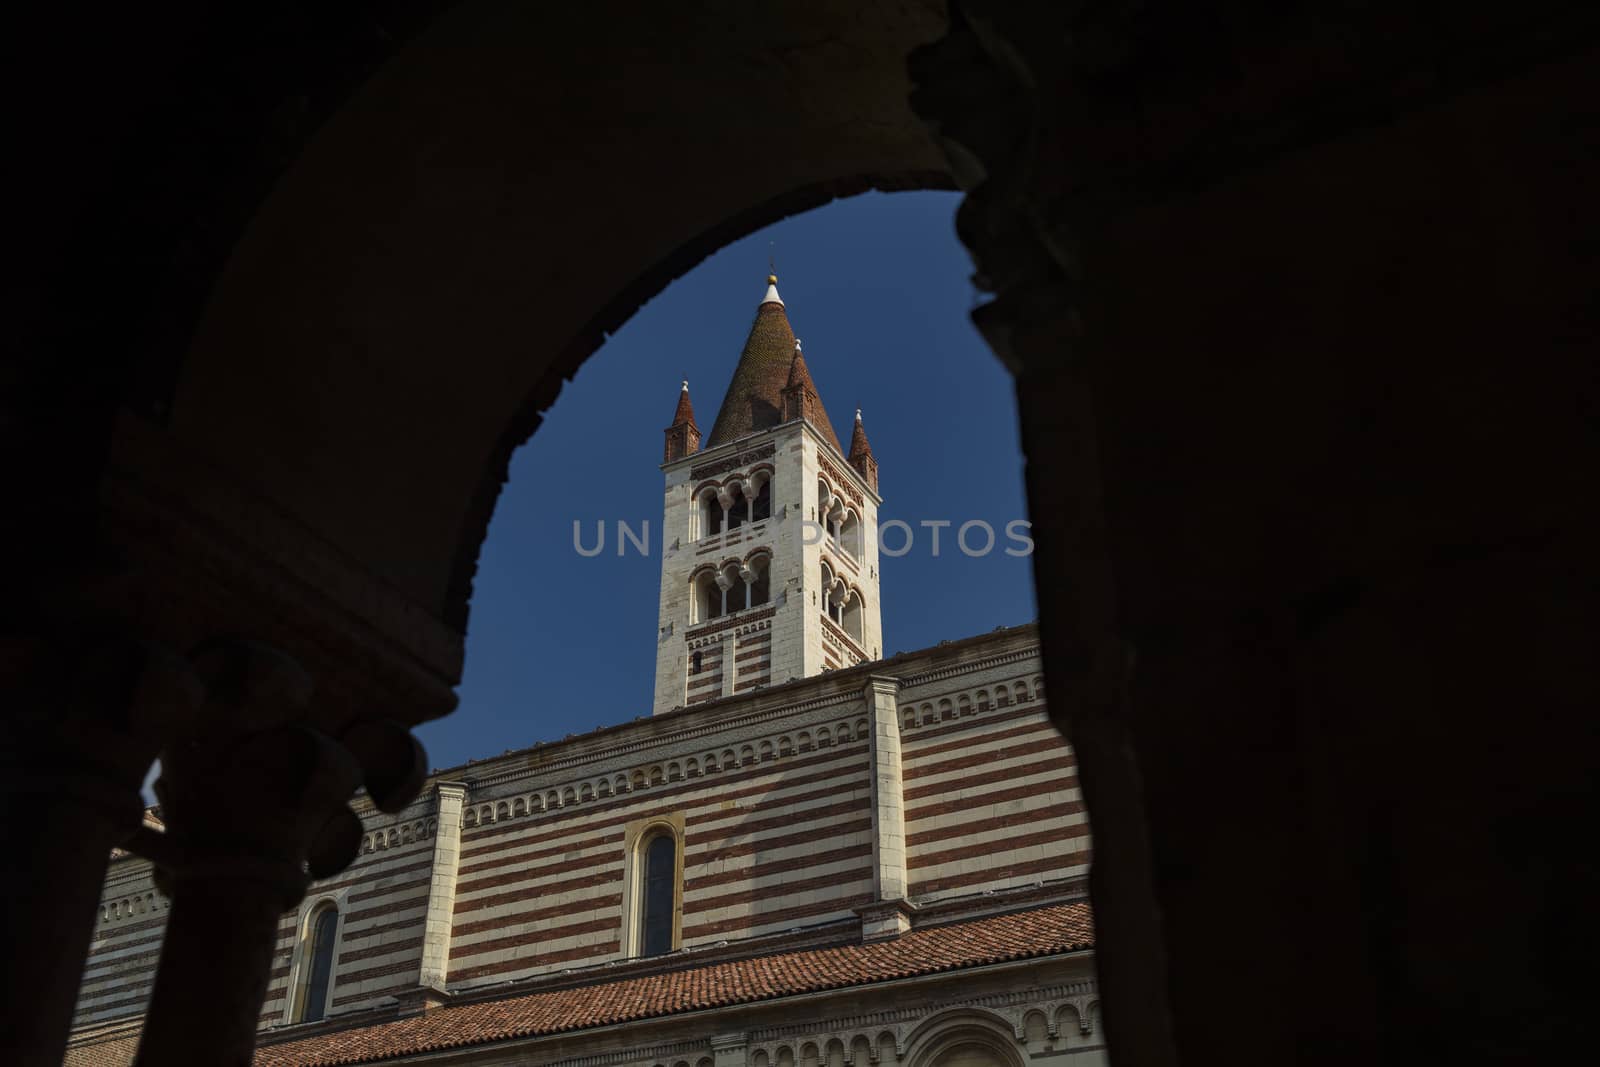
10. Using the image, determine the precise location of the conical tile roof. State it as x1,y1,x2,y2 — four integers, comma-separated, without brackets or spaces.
669,380,696,427
848,409,874,463
705,277,843,454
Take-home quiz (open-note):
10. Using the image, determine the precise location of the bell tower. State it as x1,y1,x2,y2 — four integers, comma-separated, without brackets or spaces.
652,276,883,715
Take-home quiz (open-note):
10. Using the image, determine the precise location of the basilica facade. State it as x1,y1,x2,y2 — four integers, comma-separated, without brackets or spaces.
66,280,1101,1067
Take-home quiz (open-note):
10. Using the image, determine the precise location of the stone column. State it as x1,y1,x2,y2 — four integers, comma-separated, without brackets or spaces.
417,781,468,993
0,640,198,1064
133,641,426,1065
861,676,912,940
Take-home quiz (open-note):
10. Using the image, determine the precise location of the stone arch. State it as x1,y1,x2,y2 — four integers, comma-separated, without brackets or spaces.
817,726,833,748
579,782,595,801
902,1010,1025,1067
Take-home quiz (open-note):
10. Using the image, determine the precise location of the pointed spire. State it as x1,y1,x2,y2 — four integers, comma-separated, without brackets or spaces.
663,379,702,463
670,379,696,427
849,408,873,461
848,408,879,492
705,275,842,453
785,339,814,391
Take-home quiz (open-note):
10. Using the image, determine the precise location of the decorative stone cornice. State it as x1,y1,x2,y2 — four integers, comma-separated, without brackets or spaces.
689,443,776,482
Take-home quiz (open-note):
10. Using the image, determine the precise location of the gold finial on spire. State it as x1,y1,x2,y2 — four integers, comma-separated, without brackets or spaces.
768,273,778,285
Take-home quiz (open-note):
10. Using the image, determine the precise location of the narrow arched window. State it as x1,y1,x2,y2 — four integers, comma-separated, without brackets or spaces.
296,905,339,1023
751,478,772,522
640,832,677,957
690,650,703,675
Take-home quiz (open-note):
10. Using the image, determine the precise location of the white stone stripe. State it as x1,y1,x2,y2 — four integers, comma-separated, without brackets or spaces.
902,746,1070,792
80,933,167,975
455,785,870,907
683,854,870,906
682,875,872,933
910,843,1090,886
900,718,1059,767
462,751,869,845
452,887,624,949
904,764,1068,811
450,909,623,968
907,812,1088,865
454,860,626,917
678,831,870,889
455,840,627,902
684,905,865,948
905,786,1083,833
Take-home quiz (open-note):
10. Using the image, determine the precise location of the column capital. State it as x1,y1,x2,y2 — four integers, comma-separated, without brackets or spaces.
863,674,902,698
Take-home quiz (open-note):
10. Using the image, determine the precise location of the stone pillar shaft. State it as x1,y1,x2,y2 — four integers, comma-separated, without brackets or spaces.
137,880,284,1065
417,782,468,990
864,676,909,910
0,801,128,1061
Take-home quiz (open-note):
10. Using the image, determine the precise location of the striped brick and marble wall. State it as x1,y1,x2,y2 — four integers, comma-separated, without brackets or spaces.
442,702,876,990
73,861,167,1028
259,804,442,1023
69,623,1087,1045
897,651,1089,898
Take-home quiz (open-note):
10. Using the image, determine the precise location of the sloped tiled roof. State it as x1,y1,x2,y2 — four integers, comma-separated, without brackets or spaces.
705,281,843,454
63,1029,141,1067
252,903,1093,1066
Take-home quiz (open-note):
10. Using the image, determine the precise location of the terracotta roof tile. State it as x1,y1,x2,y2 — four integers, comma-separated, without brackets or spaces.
705,282,843,454
63,1030,141,1067
848,410,874,463
669,381,697,428
254,903,1093,1066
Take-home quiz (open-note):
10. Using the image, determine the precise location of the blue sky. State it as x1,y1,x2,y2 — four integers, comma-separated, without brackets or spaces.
414,191,1036,774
